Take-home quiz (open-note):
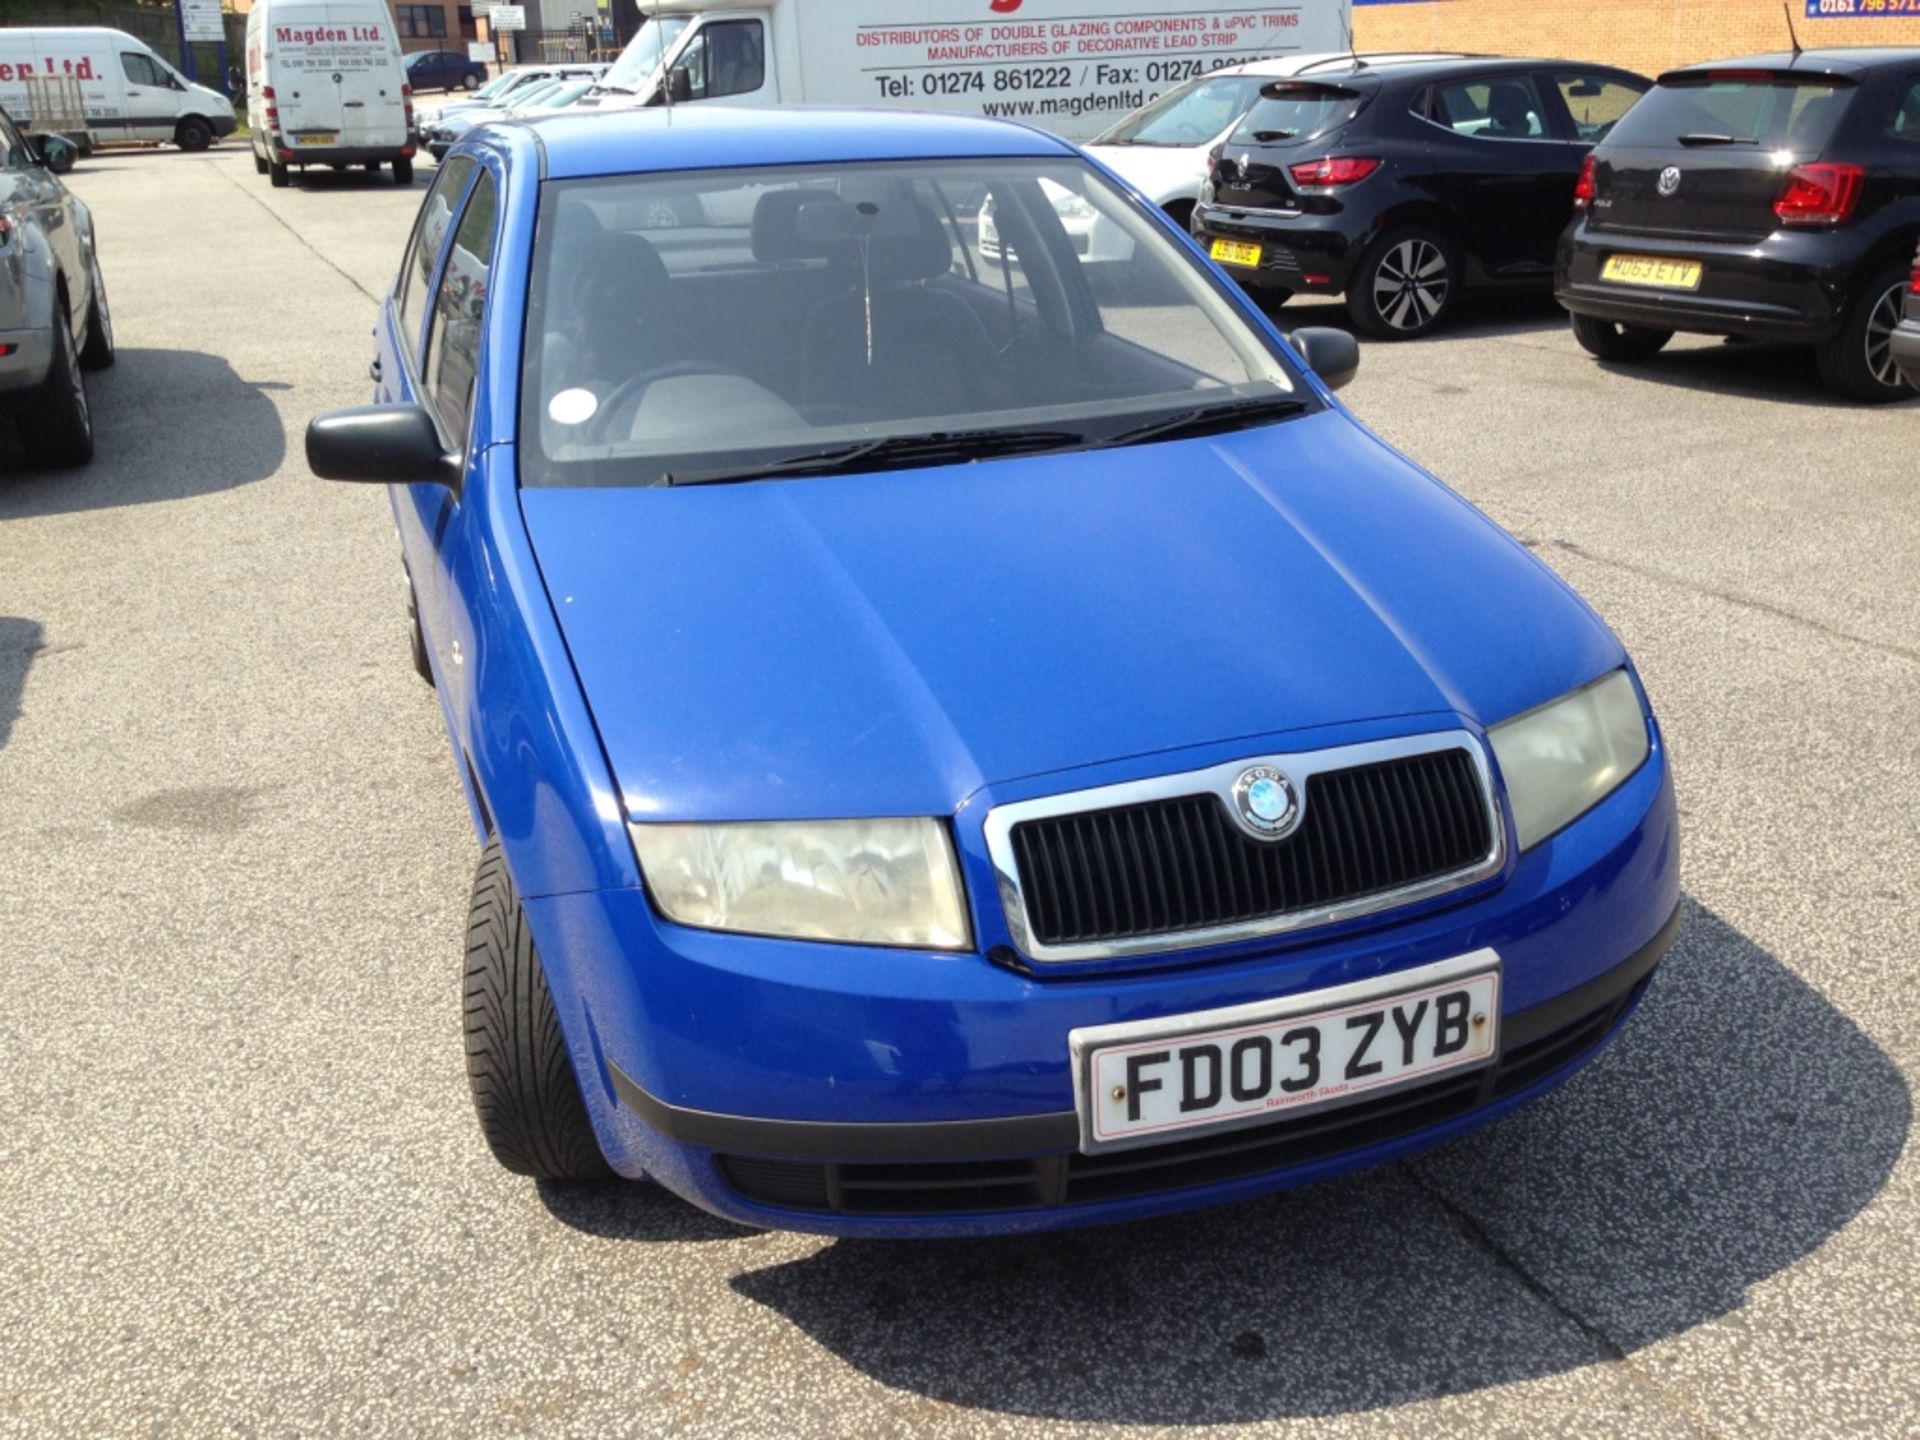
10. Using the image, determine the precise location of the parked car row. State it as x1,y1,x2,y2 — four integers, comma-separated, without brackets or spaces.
418,65,606,159
1096,47,1919,402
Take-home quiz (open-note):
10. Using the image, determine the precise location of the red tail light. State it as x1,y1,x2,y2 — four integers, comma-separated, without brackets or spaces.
402,81,415,130
1287,156,1381,189
1773,162,1864,226
1910,252,1920,295
1573,154,1596,210
261,85,274,99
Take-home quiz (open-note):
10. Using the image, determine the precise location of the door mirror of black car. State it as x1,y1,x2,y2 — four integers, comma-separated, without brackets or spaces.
663,65,693,104
307,405,462,490
1289,327,1359,392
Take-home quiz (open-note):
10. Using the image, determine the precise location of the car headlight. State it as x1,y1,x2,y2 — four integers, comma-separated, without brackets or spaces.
1489,670,1650,851
628,818,971,950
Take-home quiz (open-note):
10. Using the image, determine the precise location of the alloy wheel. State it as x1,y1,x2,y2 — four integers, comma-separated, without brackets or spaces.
1863,282,1904,389
1372,238,1449,332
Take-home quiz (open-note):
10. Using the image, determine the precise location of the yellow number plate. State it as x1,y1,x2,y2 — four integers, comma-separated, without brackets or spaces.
295,131,338,145
1210,238,1263,269
1601,254,1702,290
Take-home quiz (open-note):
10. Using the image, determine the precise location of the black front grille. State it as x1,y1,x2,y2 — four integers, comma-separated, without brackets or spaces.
715,979,1648,1219
1009,748,1492,950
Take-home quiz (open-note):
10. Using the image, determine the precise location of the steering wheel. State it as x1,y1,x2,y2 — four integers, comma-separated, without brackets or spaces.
588,361,742,444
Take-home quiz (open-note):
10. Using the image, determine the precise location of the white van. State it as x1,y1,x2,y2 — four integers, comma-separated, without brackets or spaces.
245,0,415,187
0,27,235,151
580,0,1349,141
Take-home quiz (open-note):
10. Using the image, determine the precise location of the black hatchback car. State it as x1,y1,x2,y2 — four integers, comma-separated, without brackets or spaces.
1192,56,1651,338
1557,50,1920,402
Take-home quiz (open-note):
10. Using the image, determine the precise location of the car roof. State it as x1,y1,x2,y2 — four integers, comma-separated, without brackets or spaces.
504,105,1076,180
1261,54,1624,87
1660,47,1920,79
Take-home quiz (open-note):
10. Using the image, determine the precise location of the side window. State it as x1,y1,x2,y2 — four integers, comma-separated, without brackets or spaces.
680,20,764,100
1431,75,1550,140
120,53,167,87
0,114,30,170
424,170,497,441
1890,79,1920,141
1553,73,1646,143
396,156,475,371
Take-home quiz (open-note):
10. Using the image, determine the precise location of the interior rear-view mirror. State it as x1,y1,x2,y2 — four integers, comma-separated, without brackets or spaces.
1289,327,1360,392
306,404,461,490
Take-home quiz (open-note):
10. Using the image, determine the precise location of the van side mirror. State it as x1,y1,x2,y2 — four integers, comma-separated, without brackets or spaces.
307,404,462,490
663,65,693,104
1289,327,1360,392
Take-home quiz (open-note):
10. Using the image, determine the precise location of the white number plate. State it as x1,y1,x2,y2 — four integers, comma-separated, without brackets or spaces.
1071,954,1500,1153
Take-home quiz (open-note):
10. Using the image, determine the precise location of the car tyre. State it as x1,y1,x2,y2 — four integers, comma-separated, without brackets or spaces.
464,839,614,1181
463,72,481,90
1569,312,1673,362
269,160,290,188
1815,261,1913,404
19,299,93,469
174,116,213,153
393,156,414,185
1347,225,1457,340
78,255,114,371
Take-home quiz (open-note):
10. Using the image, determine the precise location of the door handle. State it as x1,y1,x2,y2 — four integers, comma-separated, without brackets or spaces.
368,356,382,381
343,100,365,108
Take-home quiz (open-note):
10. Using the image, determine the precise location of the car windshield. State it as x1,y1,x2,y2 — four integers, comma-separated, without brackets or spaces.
473,71,520,100
599,15,691,93
520,157,1305,488
539,80,593,109
1605,73,1854,150
505,80,563,111
1231,83,1366,145
1095,73,1268,147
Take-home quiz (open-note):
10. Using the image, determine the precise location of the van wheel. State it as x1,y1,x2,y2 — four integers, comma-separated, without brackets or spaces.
1570,312,1673,362
19,299,93,470
1347,225,1457,340
465,839,614,1181
393,156,414,185
174,116,212,153
79,254,114,371
269,160,289,188
253,151,268,175
1815,261,1913,404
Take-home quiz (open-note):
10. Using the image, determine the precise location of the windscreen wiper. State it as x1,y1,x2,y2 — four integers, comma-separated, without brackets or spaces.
1675,132,1757,146
1093,395,1310,450
1249,129,1297,142
662,427,1086,486
592,83,636,96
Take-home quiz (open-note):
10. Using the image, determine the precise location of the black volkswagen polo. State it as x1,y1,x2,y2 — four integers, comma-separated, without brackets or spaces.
1191,56,1651,338
1556,50,1920,402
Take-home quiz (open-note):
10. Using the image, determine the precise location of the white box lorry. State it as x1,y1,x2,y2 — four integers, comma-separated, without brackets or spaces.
245,0,417,187
580,0,1350,141
0,27,236,152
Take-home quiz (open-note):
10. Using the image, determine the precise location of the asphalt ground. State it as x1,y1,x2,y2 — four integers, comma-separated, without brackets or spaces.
1,146,1915,1439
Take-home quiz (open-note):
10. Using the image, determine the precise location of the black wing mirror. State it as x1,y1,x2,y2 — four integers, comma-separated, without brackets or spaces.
662,65,693,104
307,405,462,490
1289,327,1359,392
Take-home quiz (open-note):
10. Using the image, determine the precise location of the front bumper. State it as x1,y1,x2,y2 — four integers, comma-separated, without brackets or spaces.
1890,315,1920,390
525,732,1679,1236
1556,217,1868,342
211,114,238,139
1192,201,1362,293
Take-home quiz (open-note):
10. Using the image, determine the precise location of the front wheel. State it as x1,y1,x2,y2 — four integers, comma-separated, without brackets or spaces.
393,156,414,185
464,840,614,1181
18,300,93,469
79,254,114,371
1569,312,1673,362
1815,261,1913,404
1346,226,1457,340
174,116,212,152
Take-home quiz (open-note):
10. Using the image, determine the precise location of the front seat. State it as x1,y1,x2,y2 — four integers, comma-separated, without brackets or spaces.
1485,82,1538,138
798,199,1006,423
542,230,692,398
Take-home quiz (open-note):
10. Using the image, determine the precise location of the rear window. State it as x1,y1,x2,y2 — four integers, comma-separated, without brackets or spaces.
1605,74,1854,152
1095,73,1268,146
1230,83,1365,146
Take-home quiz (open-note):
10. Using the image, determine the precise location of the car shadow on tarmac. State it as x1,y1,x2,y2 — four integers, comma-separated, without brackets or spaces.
0,614,44,750
721,898,1908,1422
1587,338,1917,410
0,347,286,516
1273,291,1570,345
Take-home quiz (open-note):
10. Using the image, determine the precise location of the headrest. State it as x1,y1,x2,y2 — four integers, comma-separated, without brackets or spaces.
1487,81,1534,124
564,231,670,313
751,187,842,262
792,198,952,283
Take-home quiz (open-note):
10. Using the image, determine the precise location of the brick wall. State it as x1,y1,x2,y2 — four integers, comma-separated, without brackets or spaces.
1354,0,1920,79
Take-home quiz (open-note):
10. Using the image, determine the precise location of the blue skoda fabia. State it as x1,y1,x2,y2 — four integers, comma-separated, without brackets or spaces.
309,107,1679,1237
